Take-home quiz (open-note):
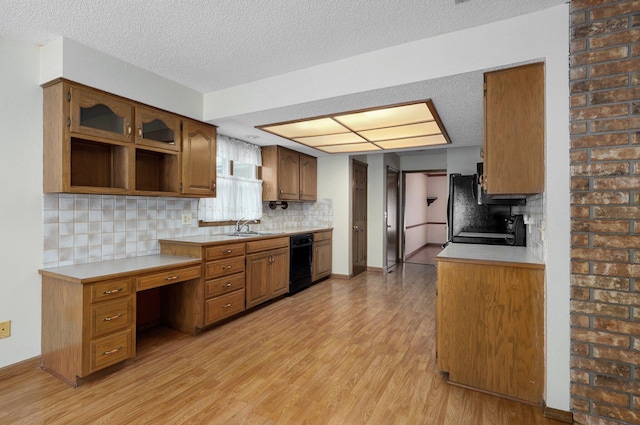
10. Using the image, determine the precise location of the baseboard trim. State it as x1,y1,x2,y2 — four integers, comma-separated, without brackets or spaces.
0,356,41,381
366,266,384,273
330,273,350,280
542,403,573,423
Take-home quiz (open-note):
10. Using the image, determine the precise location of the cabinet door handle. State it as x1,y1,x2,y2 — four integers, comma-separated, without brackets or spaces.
211,180,216,191
126,124,132,136
223,282,233,288
103,313,123,322
103,346,123,356
222,249,233,254
223,303,232,308
137,126,142,139
279,188,283,194
103,287,123,295
165,275,180,281
222,265,232,270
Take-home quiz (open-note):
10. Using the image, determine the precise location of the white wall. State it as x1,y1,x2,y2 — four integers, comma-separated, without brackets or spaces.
317,155,350,276
427,175,447,244
0,36,43,367
404,173,429,256
41,37,203,120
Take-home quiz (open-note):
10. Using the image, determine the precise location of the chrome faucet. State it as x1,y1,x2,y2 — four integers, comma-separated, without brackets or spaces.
235,218,257,233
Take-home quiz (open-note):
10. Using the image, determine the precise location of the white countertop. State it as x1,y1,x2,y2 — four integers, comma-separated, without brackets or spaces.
160,227,332,245
39,254,201,282
437,243,544,268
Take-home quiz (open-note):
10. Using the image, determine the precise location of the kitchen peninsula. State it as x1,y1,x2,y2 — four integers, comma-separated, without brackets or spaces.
435,243,544,404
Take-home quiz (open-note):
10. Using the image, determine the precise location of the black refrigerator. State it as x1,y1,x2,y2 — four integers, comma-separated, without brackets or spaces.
446,173,514,245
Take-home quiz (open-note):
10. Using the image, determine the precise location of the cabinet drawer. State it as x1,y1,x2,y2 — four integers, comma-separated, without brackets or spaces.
205,273,245,298
314,231,332,242
90,298,133,338
205,257,245,280
136,265,201,291
89,328,133,373
246,237,289,253
204,290,245,325
205,243,246,261
90,278,133,303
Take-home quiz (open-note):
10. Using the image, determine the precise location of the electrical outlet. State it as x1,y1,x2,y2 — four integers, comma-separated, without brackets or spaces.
0,321,11,339
181,213,192,225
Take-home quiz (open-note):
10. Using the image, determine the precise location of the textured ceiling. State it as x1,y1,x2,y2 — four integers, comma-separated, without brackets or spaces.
0,0,566,155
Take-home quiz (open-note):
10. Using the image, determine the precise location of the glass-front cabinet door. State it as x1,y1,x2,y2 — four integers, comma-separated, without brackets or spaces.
135,106,181,152
69,86,133,143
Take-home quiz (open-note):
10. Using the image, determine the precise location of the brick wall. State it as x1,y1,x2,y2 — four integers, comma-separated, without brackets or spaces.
570,1,640,424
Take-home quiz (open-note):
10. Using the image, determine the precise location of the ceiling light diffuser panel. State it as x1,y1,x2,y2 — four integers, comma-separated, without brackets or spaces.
257,100,451,154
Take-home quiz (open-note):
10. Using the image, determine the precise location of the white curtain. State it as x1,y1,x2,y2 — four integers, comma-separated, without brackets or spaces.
198,136,262,222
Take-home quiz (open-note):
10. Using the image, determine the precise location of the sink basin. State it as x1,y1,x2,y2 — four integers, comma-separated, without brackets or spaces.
227,231,278,237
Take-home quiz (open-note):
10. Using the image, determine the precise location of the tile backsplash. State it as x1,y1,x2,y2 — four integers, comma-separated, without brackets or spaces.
512,193,545,260
43,194,333,268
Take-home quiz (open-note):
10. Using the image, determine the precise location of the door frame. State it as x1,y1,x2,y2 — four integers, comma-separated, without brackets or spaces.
386,166,399,272
351,159,368,277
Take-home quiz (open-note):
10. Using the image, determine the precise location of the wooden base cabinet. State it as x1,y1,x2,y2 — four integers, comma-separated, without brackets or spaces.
246,237,290,308
41,276,136,386
40,258,201,386
436,259,544,404
312,230,332,282
160,242,246,334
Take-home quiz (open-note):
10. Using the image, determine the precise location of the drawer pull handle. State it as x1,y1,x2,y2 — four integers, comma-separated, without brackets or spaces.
103,288,123,295
222,249,233,254
223,303,232,308
165,275,180,281
223,282,232,287
222,265,232,270
103,313,123,322
103,346,123,356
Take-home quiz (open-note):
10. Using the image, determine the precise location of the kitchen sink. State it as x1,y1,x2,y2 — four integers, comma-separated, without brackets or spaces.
227,231,278,237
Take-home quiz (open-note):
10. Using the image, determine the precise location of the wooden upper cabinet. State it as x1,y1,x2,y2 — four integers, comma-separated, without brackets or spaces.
277,147,300,200
69,85,133,143
261,145,317,201
135,106,181,152
43,78,216,197
483,62,544,195
181,118,217,197
299,153,317,201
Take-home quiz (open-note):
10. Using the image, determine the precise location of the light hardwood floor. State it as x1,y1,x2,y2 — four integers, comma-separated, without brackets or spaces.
0,264,566,425
405,244,444,265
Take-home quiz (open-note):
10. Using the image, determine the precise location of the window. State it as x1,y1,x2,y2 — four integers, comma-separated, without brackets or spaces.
198,136,262,223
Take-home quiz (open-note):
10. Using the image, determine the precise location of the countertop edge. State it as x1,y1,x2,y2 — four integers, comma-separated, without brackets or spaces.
39,255,202,283
436,243,544,269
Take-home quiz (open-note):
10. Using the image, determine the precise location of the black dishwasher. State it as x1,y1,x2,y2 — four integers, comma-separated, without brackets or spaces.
289,233,313,294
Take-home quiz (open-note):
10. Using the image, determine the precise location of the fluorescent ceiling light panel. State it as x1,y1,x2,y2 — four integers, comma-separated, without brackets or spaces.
358,121,442,142
318,143,382,154
294,132,367,147
375,134,449,149
334,103,433,131
257,100,450,154
262,118,348,138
